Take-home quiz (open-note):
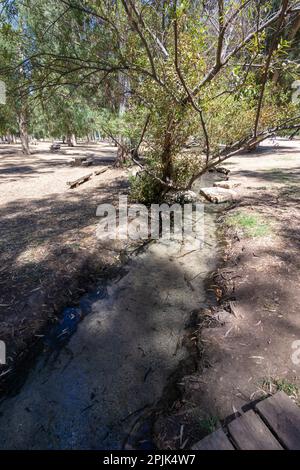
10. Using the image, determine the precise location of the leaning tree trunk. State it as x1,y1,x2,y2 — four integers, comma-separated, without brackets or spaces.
67,133,76,147
114,144,127,167
18,110,30,155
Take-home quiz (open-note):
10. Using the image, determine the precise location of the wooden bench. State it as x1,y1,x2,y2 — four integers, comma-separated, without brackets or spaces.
192,391,300,450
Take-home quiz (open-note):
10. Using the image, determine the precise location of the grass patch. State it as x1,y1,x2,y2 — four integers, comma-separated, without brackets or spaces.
261,377,299,402
198,415,219,434
226,211,271,238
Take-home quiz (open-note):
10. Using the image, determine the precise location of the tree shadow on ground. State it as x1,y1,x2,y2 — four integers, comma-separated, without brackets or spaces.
0,172,129,394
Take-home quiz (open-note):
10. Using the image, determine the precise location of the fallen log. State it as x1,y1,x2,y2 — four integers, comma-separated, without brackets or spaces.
67,167,109,189
199,187,237,203
208,166,230,176
50,143,61,152
213,181,241,189
94,167,109,176
81,158,94,167
67,172,93,189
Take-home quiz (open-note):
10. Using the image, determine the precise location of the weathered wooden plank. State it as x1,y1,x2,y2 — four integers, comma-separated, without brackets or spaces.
94,167,109,176
255,391,300,450
213,181,240,190
192,428,235,450
199,187,237,204
67,172,93,188
228,410,283,450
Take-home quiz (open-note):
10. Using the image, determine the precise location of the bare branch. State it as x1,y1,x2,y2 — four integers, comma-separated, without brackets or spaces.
190,3,294,97
126,0,169,59
187,115,300,187
121,0,158,81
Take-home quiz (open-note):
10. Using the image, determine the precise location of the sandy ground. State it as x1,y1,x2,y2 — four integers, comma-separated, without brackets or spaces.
0,197,217,449
0,141,120,203
0,139,219,449
0,141,129,393
0,138,299,449
154,138,300,449
224,138,300,196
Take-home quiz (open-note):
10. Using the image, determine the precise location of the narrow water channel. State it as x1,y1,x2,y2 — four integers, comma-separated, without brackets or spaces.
0,191,220,449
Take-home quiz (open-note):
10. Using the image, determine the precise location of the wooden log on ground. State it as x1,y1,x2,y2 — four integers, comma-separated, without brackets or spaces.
213,181,240,190
67,173,93,189
94,167,109,176
67,167,109,189
208,166,230,175
199,187,237,203
81,158,94,167
50,143,61,152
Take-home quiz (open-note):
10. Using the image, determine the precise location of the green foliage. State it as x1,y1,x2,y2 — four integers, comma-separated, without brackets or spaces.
198,416,219,435
129,172,161,204
0,0,299,194
226,211,271,238
262,377,299,401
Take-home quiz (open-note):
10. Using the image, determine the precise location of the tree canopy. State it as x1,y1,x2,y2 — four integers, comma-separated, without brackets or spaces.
0,0,300,198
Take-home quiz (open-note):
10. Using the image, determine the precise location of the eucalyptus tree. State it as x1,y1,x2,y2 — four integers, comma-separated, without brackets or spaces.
0,0,34,153
2,1,300,195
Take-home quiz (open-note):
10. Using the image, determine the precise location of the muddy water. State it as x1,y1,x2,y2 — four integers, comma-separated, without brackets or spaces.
0,201,219,449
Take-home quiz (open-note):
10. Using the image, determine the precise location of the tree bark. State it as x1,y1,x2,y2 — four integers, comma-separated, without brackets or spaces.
67,133,76,146
114,72,131,167
18,110,30,155
161,115,175,182
114,144,127,167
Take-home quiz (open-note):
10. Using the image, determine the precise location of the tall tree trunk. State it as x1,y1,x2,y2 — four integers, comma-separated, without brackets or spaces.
18,110,30,155
114,73,130,167
115,145,126,167
161,115,175,183
67,133,76,146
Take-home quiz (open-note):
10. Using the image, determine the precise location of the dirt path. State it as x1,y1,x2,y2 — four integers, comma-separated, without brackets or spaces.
154,138,300,448
0,141,118,202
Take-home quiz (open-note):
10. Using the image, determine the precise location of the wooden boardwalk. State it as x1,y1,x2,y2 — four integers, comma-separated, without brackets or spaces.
192,391,300,450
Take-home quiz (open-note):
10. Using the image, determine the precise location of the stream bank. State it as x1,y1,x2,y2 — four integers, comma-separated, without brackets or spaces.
152,139,300,449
